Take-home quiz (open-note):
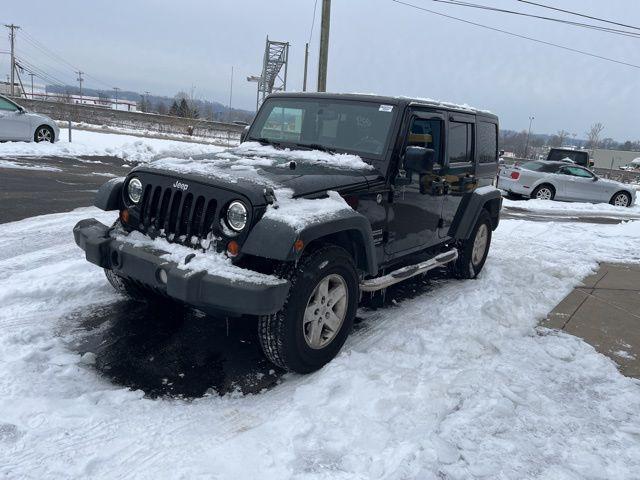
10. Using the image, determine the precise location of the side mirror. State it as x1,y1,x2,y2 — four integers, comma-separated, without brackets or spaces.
592,176,598,181
403,146,435,174
240,126,249,143
16,106,25,114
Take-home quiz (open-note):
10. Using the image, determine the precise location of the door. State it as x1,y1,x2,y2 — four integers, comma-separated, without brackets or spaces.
385,112,445,256
440,115,477,237
0,97,29,140
558,166,600,201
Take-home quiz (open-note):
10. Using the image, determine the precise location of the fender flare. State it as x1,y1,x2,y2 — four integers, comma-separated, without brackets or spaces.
94,177,125,211
448,186,502,240
242,209,378,275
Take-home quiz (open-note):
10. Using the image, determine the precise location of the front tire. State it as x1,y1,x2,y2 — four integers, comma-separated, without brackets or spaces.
531,184,555,201
258,246,359,373
451,210,492,279
610,191,632,207
34,125,54,143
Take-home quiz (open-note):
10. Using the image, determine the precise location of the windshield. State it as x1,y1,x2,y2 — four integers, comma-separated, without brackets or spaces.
247,97,397,165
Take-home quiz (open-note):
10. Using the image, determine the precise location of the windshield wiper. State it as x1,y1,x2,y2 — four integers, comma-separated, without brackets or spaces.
294,143,336,154
251,137,286,148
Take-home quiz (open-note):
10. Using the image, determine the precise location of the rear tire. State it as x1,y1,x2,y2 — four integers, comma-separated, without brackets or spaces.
34,125,54,143
258,246,359,373
610,191,632,208
450,210,492,279
531,184,555,201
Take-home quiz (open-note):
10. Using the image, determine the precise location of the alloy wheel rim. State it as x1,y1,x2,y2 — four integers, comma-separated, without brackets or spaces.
472,224,489,266
536,188,552,200
614,194,629,207
303,273,348,350
37,129,51,142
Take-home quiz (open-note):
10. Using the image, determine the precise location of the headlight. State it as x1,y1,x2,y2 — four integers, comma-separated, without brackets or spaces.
226,201,248,232
127,178,143,204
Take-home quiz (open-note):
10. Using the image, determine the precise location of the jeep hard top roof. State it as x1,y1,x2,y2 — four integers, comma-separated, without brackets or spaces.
268,92,497,120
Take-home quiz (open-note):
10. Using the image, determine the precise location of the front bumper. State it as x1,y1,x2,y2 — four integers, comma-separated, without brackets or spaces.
73,218,290,316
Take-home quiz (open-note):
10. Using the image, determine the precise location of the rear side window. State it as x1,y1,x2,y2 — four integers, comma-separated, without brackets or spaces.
477,122,497,164
448,121,473,163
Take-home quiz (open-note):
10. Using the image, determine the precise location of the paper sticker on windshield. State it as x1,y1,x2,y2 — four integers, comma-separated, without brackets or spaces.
379,105,393,112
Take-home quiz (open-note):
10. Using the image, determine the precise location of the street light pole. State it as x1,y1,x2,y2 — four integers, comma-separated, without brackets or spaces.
524,115,535,159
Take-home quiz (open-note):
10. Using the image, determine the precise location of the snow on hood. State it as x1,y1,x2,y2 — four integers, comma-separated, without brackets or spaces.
264,189,352,231
148,142,372,183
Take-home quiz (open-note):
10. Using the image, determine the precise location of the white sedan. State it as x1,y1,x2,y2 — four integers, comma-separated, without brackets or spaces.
498,160,636,207
0,94,60,143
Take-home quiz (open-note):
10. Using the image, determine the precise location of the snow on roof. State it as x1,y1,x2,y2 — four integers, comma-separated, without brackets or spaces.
350,92,492,114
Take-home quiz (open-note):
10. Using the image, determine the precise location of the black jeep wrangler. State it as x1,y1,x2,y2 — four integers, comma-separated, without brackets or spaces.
74,93,501,373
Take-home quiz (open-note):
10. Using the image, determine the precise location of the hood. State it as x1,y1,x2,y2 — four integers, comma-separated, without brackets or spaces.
131,142,377,206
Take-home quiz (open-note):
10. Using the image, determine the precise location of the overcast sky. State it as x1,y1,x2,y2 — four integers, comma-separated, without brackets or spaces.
3,0,639,140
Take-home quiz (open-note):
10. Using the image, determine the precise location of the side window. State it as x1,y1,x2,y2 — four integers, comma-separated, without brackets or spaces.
478,122,497,164
448,121,473,163
0,97,18,111
407,118,442,164
260,106,304,142
563,166,593,178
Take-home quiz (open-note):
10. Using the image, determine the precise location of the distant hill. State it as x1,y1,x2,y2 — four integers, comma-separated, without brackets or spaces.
45,85,254,124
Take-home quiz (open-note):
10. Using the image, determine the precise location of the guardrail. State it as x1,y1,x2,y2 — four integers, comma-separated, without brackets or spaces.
8,96,246,144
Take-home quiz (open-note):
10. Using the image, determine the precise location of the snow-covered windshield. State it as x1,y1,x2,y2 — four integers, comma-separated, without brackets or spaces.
247,97,397,164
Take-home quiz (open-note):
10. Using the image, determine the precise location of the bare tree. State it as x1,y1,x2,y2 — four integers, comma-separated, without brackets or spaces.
586,122,605,149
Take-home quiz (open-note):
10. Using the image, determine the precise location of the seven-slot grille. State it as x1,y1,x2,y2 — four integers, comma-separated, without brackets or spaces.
137,183,218,247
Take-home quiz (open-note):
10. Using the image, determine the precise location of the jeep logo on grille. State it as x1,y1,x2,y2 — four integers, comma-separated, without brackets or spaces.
173,180,189,191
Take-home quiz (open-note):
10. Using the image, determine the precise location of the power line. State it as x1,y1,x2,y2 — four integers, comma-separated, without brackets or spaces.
390,0,640,69
308,0,320,44
19,28,113,89
426,0,640,39
516,0,640,32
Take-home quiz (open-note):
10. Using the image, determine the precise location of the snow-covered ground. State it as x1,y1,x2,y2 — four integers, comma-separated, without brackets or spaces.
1,208,640,479
503,197,640,220
0,129,226,164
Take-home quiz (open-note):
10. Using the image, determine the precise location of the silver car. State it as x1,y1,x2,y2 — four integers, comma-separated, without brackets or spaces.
0,95,60,143
498,160,636,207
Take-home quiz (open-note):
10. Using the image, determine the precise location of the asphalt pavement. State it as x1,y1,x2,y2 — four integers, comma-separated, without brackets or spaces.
0,155,130,223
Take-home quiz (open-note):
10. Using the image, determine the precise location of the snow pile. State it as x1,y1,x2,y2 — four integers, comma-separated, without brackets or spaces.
503,197,640,219
0,129,226,163
116,230,284,286
148,155,271,185
265,189,352,231
1,209,640,478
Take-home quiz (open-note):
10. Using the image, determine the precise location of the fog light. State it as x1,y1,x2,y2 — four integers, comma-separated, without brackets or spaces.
157,268,168,284
226,240,239,257
119,209,130,224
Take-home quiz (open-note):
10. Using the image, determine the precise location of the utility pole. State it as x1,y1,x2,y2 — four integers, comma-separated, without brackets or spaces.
4,24,19,96
524,115,535,159
76,71,84,103
113,87,120,110
303,43,309,91
28,73,35,98
317,0,331,92
228,66,234,123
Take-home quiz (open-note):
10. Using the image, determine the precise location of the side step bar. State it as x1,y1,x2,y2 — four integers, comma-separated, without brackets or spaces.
360,249,458,292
